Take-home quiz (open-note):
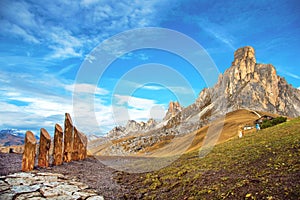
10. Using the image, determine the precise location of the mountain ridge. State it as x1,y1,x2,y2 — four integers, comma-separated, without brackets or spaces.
91,46,300,155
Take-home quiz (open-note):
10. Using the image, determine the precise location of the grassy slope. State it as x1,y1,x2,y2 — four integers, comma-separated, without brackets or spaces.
138,109,267,156
116,117,300,199
90,109,264,156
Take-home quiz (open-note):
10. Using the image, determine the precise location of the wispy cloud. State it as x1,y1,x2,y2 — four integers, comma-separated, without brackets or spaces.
0,0,169,135
143,85,165,90
65,83,109,96
196,18,236,50
284,72,300,80
277,68,300,80
0,0,165,59
113,94,165,124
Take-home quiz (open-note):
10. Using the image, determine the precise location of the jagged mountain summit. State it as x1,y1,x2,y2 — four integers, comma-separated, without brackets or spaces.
90,46,300,155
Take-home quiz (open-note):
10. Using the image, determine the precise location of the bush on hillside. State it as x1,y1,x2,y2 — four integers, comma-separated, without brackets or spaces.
261,116,287,129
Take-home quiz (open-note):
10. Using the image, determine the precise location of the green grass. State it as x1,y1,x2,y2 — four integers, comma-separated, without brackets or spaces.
116,118,300,199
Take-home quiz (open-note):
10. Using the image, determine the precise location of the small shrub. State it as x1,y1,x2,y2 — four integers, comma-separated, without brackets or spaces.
261,116,287,129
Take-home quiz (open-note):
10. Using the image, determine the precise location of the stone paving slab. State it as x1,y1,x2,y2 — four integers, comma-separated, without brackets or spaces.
0,171,104,200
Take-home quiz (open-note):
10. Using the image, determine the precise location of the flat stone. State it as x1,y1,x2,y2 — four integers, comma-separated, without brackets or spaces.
43,181,60,188
36,172,64,178
40,186,60,197
56,184,79,195
5,177,32,186
73,191,98,199
27,197,46,200
34,175,58,183
7,172,34,178
86,196,104,200
15,191,41,200
40,184,79,197
0,184,10,192
46,195,74,200
11,184,41,194
0,192,14,200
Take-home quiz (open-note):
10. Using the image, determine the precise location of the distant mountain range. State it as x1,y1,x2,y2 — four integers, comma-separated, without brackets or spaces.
89,46,300,156
0,129,39,146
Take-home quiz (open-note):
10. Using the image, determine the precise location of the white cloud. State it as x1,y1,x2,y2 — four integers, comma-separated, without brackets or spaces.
277,68,300,80
0,20,40,44
65,83,109,96
143,85,165,90
285,72,300,80
80,0,100,7
0,0,174,136
115,94,157,110
113,94,165,124
0,0,166,59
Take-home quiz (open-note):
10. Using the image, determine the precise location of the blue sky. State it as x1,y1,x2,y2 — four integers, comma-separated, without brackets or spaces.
0,0,299,136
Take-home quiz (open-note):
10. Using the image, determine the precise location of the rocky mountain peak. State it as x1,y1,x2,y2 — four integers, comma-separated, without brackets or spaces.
232,46,256,65
164,101,182,120
211,46,300,117
226,46,257,83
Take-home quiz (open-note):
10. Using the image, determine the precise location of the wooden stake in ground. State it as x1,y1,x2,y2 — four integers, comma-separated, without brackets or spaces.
79,131,88,160
22,131,37,172
53,124,63,166
72,127,88,160
63,113,73,162
38,128,51,168
72,126,80,161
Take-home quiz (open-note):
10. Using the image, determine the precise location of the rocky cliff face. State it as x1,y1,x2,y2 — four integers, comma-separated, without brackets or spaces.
107,118,157,139
209,46,300,117
164,101,182,120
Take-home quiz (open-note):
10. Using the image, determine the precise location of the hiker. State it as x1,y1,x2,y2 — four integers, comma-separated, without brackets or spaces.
256,123,260,131
238,126,243,138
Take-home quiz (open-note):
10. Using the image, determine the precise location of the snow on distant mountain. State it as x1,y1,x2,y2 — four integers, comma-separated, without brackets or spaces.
0,129,39,146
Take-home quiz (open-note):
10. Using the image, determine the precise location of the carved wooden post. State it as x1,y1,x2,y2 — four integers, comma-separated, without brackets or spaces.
79,132,88,160
63,113,73,162
72,127,80,161
38,128,51,168
22,131,37,172
82,134,87,159
53,124,63,166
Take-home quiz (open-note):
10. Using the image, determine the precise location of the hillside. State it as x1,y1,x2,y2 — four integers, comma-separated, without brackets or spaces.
115,117,300,199
89,109,279,157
